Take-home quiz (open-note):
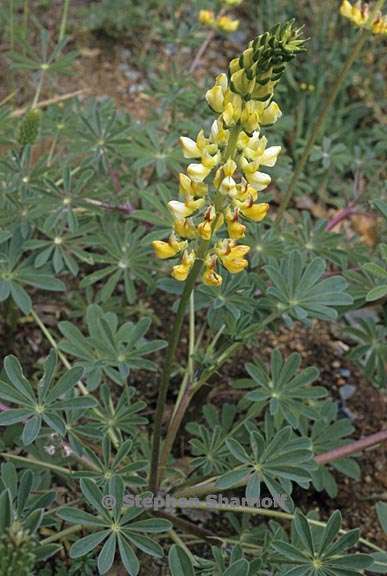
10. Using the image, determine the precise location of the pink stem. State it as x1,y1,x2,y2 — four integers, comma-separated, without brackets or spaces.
325,203,356,231
316,430,387,465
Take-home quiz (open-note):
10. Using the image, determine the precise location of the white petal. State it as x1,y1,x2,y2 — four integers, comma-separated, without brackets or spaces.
179,137,201,159
246,171,271,191
260,146,281,167
187,163,211,183
168,201,191,218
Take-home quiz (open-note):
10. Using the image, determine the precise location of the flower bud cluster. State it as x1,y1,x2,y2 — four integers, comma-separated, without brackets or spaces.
153,21,305,287
340,1,387,34
198,10,239,32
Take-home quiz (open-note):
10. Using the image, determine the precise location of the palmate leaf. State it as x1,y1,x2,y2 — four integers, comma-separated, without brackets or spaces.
58,478,171,576
217,422,316,511
58,304,166,389
264,251,353,321
0,230,65,314
77,383,147,441
241,350,326,428
169,544,255,576
186,404,238,475
0,350,96,445
272,510,372,576
80,217,152,304
345,318,387,389
297,402,359,498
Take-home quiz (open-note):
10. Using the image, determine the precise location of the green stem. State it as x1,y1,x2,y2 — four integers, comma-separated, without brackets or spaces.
0,453,73,476
32,71,45,108
59,0,70,42
41,524,83,545
224,125,241,160
149,254,206,492
172,501,383,552
159,311,280,482
275,26,373,224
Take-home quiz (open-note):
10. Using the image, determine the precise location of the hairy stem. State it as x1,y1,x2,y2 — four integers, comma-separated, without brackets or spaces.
172,501,383,553
149,256,206,492
159,311,280,480
59,0,70,42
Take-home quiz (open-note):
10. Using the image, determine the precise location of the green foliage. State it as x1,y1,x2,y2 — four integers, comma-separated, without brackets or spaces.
0,0,385,573
0,351,96,445
273,510,372,576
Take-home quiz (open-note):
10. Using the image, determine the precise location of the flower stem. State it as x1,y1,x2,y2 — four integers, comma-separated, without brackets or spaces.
0,452,72,476
158,311,280,482
59,0,70,42
149,254,206,492
275,26,373,224
172,501,383,553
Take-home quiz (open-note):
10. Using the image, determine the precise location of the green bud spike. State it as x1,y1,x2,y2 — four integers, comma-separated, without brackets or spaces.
0,522,36,576
17,108,42,146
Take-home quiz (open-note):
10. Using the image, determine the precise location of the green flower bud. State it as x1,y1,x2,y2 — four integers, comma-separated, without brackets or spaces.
0,522,36,576
17,108,42,146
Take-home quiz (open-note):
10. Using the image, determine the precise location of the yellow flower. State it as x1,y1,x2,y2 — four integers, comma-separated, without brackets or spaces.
168,198,205,218
174,218,197,239
171,251,196,281
259,102,282,125
223,0,243,5
239,200,269,222
217,240,250,273
217,15,240,32
244,170,271,191
197,206,217,240
199,9,215,26
340,1,387,34
197,221,212,240
187,163,212,182
225,208,246,239
152,234,187,259
179,173,208,197
179,137,201,158
340,0,354,18
205,74,228,113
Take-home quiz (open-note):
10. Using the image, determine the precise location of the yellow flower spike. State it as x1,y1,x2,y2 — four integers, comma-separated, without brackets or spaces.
199,9,216,26
174,218,197,239
179,137,201,159
202,255,223,287
240,198,270,222
171,251,196,282
217,15,240,32
259,101,282,125
168,197,205,218
225,207,246,239
152,234,187,259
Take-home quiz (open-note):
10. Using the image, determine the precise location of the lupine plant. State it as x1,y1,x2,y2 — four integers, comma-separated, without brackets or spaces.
0,0,386,574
